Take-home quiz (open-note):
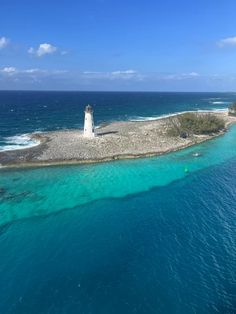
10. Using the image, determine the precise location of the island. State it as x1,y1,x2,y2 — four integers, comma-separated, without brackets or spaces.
0,110,236,169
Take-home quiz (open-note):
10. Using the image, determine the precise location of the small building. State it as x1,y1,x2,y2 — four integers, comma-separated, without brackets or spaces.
83,105,95,138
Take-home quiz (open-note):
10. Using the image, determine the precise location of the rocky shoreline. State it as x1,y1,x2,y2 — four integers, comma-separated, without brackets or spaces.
1,111,235,169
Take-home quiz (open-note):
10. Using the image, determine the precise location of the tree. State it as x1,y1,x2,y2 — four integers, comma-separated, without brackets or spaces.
167,113,225,137
229,102,236,116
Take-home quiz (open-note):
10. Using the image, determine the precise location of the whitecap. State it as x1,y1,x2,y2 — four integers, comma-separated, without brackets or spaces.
0,134,40,152
129,109,228,122
210,101,231,105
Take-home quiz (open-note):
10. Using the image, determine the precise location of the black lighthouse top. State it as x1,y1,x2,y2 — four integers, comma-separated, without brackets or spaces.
85,105,93,113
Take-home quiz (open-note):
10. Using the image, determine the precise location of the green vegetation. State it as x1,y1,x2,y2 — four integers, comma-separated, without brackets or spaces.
167,113,225,138
229,102,236,116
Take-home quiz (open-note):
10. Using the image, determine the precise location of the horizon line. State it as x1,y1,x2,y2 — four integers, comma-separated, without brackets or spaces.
0,89,235,93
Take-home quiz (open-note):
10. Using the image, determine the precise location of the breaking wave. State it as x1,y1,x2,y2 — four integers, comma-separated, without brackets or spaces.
0,134,40,152
210,101,231,105
129,108,228,122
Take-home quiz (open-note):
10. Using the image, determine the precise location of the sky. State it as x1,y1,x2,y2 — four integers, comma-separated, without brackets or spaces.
0,0,236,91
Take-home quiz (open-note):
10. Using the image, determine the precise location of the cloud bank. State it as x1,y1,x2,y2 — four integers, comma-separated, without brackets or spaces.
1,67,235,92
83,69,144,81
0,67,67,77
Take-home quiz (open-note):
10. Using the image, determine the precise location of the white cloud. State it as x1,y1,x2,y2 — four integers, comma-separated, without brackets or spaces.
111,70,137,75
82,70,201,82
111,70,140,80
83,69,143,80
25,69,67,74
162,72,200,80
188,72,199,77
28,43,58,57
0,67,68,79
83,71,102,75
218,36,236,47
24,68,66,75
0,37,9,49
23,68,42,74
1,67,17,74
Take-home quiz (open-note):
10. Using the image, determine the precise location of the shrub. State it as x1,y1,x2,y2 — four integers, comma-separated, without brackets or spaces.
167,113,225,137
229,102,236,116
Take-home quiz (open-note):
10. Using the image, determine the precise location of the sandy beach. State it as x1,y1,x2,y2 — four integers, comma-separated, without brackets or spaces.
1,111,235,169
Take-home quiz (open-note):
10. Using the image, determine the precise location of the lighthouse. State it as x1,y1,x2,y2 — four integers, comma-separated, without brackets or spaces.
83,105,95,138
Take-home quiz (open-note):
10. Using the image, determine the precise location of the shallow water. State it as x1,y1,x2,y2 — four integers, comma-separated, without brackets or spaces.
1,132,236,313
1,125,236,227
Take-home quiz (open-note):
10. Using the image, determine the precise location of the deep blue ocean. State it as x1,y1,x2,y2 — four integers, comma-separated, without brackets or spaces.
0,91,236,313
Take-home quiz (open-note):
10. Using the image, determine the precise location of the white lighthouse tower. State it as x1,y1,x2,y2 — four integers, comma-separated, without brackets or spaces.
83,105,95,138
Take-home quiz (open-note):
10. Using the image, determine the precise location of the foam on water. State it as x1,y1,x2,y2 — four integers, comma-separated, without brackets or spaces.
210,101,231,105
0,134,40,152
129,108,228,122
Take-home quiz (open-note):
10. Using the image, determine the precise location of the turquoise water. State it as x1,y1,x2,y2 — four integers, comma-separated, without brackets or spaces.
1,92,236,313
0,128,236,313
1,125,236,227
0,127,236,313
